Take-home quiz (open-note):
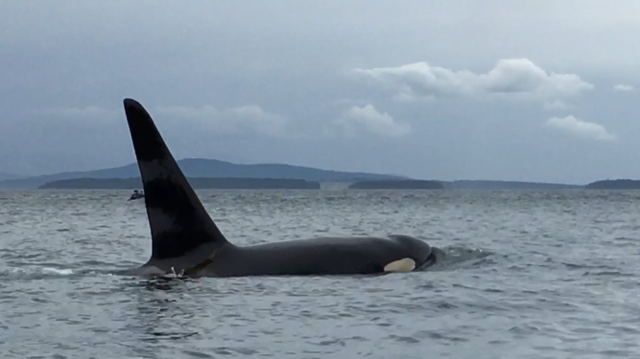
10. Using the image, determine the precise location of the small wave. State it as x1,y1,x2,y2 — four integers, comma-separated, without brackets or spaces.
0,266,76,280
562,262,618,270
41,267,74,275
428,245,494,271
582,270,632,277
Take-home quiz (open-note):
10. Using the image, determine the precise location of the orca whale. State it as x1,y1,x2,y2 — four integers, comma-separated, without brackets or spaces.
121,98,443,278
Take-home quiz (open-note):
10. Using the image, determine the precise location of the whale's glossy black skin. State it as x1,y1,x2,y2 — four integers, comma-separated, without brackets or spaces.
120,98,443,278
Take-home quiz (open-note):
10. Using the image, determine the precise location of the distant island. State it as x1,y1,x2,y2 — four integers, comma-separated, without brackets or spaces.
0,157,403,189
440,180,583,190
584,179,640,190
349,180,444,190
4,157,640,191
39,177,321,190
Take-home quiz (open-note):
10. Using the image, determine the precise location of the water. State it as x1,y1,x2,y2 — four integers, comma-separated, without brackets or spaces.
1,189,640,359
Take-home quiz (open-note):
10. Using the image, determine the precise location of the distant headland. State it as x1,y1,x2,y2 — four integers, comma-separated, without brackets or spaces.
584,179,640,190
39,177,321,190
0,158,403,190
349,180,444,190
1,157,640,191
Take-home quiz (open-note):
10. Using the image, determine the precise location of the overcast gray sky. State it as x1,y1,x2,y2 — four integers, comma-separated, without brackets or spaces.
1,0,639,183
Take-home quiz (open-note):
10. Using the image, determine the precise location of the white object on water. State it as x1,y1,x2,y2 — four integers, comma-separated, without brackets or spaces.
41,267,74,275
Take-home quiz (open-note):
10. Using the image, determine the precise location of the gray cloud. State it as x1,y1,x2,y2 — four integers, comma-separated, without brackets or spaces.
155,105,290,137
334,105,410,138
613,84,634,92
1,0,640,183
545,116,615,141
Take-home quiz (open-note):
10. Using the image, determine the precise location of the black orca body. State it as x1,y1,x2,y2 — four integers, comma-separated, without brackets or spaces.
121,98,443,278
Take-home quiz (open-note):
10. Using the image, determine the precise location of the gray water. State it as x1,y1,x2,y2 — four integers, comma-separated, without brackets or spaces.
1,189,640,359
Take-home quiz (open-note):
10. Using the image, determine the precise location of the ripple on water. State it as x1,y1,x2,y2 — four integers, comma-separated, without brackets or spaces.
1,189,640,358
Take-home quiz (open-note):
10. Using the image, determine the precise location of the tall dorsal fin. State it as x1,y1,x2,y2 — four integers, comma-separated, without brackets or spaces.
122,98,230,261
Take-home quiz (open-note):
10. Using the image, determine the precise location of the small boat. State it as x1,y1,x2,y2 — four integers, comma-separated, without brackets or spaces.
128,189,145,201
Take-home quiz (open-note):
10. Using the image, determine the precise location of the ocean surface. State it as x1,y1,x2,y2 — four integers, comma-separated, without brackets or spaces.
1,189,640,359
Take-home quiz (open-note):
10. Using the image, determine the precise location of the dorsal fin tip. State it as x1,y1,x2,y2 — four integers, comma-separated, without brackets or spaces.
121,98,230,262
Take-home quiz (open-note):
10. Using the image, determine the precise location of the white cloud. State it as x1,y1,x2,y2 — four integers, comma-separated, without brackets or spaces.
155,104,288,137
543,100,572,111
34,106,120,123
335,104,410,137
545,116,614,141
28,104,290,137
352,58,594,104
613,84,634,91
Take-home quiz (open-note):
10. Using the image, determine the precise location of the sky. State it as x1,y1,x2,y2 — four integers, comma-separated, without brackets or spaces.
1,0,639,184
